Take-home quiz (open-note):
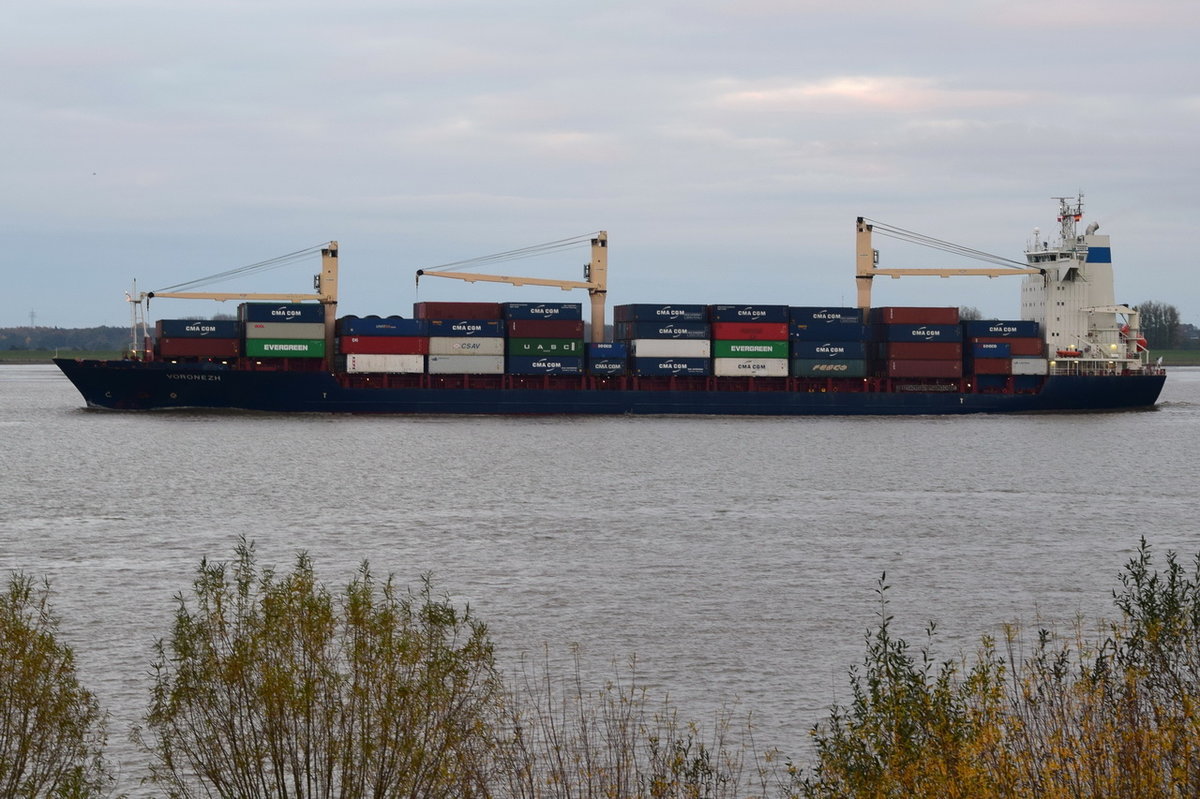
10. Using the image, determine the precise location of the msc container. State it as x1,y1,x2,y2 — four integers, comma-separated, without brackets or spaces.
710,321,789,341
790,340,867,359
874,324,963,343
878,342,963,360
587,358,627,376
613,304,707,322
244,338,325,358
587,342,628,357
507,338,585,356
426,319,504,337
971,341,1011,358
244,322,326,340
156,319,242,338
629,339,711,358
962,320,1040,338
870,307,960,325
501,302,583,320
790,307,864,324
506,356,585,375
339,353,425,373
712,340,788,359
974,337,1044,357
157,338,241,358
631,357,710,376
970,358,1011,375
426,354,506,374
506,319,586,338
790,322,870,341
427,337,506,356
1011,358,1049,376
614,321,710,340
239,303,325,324
338,336,429,355
886,359,962,378
337,316,428,336
790,358,869,378
712,358,788,377
707,304,789,323
413,301,503,320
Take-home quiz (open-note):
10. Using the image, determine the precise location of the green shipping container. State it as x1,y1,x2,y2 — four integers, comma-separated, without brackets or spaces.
245,338,326,358
713,340,788,359
790,358,868,378
506,338,584,356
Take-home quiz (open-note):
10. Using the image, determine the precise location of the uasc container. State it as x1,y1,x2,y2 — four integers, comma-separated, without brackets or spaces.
507,338,585,356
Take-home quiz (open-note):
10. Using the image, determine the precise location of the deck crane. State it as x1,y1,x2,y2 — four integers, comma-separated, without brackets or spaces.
415,232,608,343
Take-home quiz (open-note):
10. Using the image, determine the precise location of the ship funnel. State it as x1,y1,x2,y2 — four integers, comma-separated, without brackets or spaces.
1086,221,1100,235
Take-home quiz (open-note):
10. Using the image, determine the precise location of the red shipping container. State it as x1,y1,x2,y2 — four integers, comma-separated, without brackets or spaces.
157,338,241,358
880,341,962,360
413,302,502,320
974,337,1043,356
887,359,962,378
507,319,586,338
871,306,960,325
338,336,429,355
970,358,1011,375
711,321,789,340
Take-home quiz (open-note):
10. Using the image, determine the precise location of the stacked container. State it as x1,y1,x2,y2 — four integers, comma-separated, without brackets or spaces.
241,303,326,358
962,320,1045,377
503,302,585,375
155,319,242,359
586,341,628,376
336,316,428,374
415,302,505,374
870,307,962,378
709,305,789,377
789,307,870,378
614,304,711,376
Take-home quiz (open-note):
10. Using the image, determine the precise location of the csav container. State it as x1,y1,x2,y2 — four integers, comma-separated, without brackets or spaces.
506,319,586,338
427,337,506,356
157,338,241,358
426,354,506,374
710,321,789,341
614,321,710,340
629,339,711,358
790,340,867,359
613,304,707,322
156,319,242,339
712,358,788,377
426,319,505,337
244,322,325,340
501,302,583,320
507,338,585,356
962,320,1040,338
337,316,428,336
712,340,789,359
631,357,711,376
339,353,425,373
239,303,325,324
337,336,429,355
244,339,325,358
413,302,502,320
790,358,869,378
707,304,790,323
506,356,585,375
870,307,960,325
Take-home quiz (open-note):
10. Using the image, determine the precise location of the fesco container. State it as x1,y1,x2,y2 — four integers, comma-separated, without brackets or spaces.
239,303,325,324
790,358,869,378
712,358,788,377
337,316,428,336
614,321,710,340
426,354,505,374
707,304,789,323
338,353,425,373
878,342,962,360
870,307,960,325
244,338,325,358
587,358,627,376
413,301,502,319
506,356,584,375
970,358,1011,375
502,302,583,320
587,342,628,357
874,324,963,343
506,338,585,356
886,359,962,378
711,322,789,341
244,322,325,340
975,337,1044,357
631,357,710,376
428,337,505,356
790,340,867,359
156,319,242,338
426,319,504,337
506,319,586,338
1011,358,1048,376
971,341,1011,358
613,304,707,322
712,340,788,359
629,339,711,358
962,320,1040,338
157,338,241,358
790,307,864,324
338,336,429,355
790,322,869,341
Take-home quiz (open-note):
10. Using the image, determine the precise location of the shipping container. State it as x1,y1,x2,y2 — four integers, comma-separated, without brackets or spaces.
507,338,585,356
587,358,627,376
712,358,788,377
790,358,869,378
886,359,962,378
870,306,960,325
971,341,1011,358
712,340,789,359
339,353,425,373
427,337,506,356
613,304,707,322
506,319,586,338
970,358,1011,375
501,302,583,320
710,322,789,340
245,338,325,358
630,357,711,376
789,322,870,341
707,304,790,323
974,337,1044,356
629,339,712,358
873,324,963,343
790,340,868,359
878,341,963,360
156,319,242,339
506,356,585,375
789,306,864,324
587,342,628,357
426,354,506,374
1011,358,1049,376
413,301,503,320
157,337,241,358
962,320,1040,338
338,336,429,355
426,319,505,337
337,316,428,336
244,322,326,340
239,303,325,324
614,321,710,340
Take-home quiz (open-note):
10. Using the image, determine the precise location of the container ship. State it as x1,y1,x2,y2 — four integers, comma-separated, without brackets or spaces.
55,196,1166,415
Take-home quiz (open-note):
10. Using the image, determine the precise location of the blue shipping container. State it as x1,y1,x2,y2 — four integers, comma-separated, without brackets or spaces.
239,303,326,324
587,341,628,357
875,324,963,343
506,356,584,375
426,319,505,337
587,358,627,376
790,322,869,341
631,357,711,376
613,304,708,322
972,341,1011,358
789,307,864,324
156,319,242,338
502,302,584,321
707,304,790,323
963,320,1040,338
615,321,710,340
338,316,429,336
790,340,868,359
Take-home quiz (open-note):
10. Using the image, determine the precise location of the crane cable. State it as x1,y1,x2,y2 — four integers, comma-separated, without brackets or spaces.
151,243,331,294
862,219,1030,269
418,232,600,273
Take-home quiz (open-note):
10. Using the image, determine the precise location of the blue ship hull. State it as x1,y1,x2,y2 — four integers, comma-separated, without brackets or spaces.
54,359,1166,415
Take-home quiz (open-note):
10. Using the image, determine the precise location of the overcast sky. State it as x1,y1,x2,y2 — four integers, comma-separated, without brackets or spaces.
6,0,1198,328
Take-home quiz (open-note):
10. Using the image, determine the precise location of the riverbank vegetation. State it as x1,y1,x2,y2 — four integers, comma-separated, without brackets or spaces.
3,539,1199,798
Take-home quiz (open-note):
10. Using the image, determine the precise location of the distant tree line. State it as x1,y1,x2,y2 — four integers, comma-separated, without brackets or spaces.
0,326,132,352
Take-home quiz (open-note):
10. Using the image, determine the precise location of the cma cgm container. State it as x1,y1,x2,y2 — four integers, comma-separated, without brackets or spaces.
337,316,428,336
413,301,502,320
156,319,242,338
506,356,584,375
711,321,789,341
426,354,505,374
870,307,960,325
790,307,863,324
615,321,710,340
631,357,710,376
339,353,425,373
629,339,711,358
708,304,790,323
239,303,325,324
613,304,707,322
245,339,325,358
502,302,583,320
791,340,867,359
157,338,241,358
586,342,627,376
338,336,429,355
428,337,505,356
874,325,963,343
426,319,504,337
963,320,1040,338
713,358,788,377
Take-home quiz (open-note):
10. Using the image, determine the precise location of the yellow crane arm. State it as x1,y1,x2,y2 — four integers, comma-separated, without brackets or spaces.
144,291,331,302
415,271,598,292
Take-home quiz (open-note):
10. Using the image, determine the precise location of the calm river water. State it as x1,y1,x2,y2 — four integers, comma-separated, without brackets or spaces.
2,364,1199,794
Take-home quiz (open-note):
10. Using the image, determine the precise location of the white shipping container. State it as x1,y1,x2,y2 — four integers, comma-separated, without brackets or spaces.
427,354,506,374
1011,357,1048,375
712,358,789,377
629,339,711,358
428,337,506,356
342,354,425,373
244,322,326,339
